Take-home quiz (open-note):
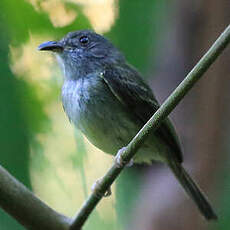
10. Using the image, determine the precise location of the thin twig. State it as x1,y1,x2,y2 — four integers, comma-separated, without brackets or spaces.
0,166,71,230
70,24,230,230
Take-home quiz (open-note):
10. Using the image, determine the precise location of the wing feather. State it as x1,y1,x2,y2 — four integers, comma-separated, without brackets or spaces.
100,64,183,163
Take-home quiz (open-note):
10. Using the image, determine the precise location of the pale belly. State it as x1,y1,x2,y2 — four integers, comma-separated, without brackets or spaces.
62,77,168,164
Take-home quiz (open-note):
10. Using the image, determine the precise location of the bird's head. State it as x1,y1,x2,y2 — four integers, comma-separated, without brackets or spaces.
38,30,124,78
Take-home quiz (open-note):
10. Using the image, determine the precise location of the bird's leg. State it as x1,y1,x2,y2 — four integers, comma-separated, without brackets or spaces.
114,147,134,168
91,178,112,198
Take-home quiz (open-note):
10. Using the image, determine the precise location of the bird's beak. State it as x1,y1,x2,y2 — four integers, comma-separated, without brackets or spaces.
38,41,63,52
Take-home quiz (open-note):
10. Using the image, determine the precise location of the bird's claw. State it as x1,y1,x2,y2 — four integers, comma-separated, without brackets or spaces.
114,147,134,168
91,178,112,198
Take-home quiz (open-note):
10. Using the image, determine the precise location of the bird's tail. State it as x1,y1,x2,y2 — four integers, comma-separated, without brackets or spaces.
168,160,218,221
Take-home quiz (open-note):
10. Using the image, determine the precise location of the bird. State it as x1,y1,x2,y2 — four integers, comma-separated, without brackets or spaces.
38,30,217,221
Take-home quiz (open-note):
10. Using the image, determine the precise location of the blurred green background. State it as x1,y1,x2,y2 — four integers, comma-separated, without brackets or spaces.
0,0,230,230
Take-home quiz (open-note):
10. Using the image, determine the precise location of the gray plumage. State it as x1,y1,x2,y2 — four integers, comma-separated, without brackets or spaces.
38,30,217,220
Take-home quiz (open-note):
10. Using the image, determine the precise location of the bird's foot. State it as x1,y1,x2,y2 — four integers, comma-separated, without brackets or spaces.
114,147,134,168
91,178,112,198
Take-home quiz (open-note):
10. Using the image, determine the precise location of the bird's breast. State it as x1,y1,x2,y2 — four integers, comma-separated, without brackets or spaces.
61,76,139,155
62,76,111,125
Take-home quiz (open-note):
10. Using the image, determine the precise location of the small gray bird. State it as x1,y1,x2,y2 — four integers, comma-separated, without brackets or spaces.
38,30,217,220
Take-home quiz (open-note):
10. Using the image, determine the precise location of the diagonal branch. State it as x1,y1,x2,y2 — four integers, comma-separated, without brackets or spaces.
70,24,230,230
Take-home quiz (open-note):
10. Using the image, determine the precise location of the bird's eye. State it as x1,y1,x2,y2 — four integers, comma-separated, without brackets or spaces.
65,46,73,51
79,36,89,45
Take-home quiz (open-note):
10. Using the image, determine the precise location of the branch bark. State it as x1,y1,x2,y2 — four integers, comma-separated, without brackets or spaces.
0,166,71,230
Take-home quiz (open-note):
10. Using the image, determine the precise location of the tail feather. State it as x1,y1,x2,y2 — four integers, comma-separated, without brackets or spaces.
168,160,218,221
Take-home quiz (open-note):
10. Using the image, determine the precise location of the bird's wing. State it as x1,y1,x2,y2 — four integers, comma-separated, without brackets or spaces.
100,63,183,163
